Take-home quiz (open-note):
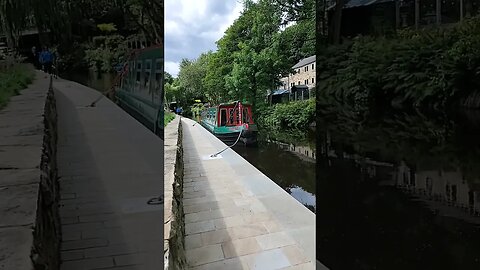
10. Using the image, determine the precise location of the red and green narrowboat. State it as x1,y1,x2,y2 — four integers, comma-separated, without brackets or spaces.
200,101,258,146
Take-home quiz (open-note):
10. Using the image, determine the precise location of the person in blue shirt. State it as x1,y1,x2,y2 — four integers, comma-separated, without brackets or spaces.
39,46,54,76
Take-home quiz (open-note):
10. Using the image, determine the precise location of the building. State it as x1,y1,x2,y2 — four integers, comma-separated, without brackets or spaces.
269,55,315,104
327,0,480,38
280,55,316,91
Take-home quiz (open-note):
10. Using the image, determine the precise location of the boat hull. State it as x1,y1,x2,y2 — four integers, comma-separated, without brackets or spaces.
200,121,257,146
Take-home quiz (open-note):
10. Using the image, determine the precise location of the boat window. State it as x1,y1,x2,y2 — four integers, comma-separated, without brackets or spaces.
136,60,142,87
144,60,152,90
220,109,227,126
243,108,249,123
229,109,234,125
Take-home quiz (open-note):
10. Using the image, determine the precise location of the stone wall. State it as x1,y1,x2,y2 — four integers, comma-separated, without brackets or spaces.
0,74,60,270
164,116,187,270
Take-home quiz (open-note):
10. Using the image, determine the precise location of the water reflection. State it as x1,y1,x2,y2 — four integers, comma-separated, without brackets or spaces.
233,131,316,213
317,107,480,269
61,69,115,93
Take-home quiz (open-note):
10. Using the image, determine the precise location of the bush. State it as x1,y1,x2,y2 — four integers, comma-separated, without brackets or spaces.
0,64,34,108
317,17,480,110
85,34,128,73
257,98,315,130
164,111,175,127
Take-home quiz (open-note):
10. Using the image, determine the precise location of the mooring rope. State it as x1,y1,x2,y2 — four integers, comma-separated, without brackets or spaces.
210,129,243,158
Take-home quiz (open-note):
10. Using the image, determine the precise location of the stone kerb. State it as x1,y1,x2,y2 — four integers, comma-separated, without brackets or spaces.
0,73,60,270
164,115,187,270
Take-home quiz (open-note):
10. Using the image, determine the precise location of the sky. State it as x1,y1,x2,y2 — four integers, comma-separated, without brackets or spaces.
165,0,244,77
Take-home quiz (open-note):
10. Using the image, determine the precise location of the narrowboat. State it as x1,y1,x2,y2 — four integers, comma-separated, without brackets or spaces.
200,101,258,146
114,44,163,137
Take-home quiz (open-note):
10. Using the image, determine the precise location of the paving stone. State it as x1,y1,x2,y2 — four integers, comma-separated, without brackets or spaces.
61,250,84,261
60,256,115,270
185,220,215,234
83,243,137,258
280,261,315,270
186,244,225,267
255,232,296,250
61,238,109,251
190,257,249,270
244,248,291,270
185,234,203,250
213,215,246,229
222,237,262,258
200,228,235,246
114,253,145,266
281,245,310,266
230,224,269,239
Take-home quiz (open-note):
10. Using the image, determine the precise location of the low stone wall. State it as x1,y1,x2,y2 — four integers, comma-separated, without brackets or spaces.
0,74,60,269
164,116,187,270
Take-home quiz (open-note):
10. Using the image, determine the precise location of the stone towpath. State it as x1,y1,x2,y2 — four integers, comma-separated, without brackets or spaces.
54,79,163,270
181,117,316,270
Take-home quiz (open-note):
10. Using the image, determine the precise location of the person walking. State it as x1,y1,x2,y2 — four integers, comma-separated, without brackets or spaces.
39,46,53,77
31,46,39,69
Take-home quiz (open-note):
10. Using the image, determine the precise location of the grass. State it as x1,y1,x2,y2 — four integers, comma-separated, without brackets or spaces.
164,111,175,127
0,64,35,109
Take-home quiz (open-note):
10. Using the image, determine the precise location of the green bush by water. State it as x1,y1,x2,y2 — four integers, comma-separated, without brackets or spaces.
317,17,480,110
256,98,315,130
0,65,34,109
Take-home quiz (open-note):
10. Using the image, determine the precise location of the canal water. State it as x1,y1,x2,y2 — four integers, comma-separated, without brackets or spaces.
317,107,480,269
233,129,316,213
61,69,115,93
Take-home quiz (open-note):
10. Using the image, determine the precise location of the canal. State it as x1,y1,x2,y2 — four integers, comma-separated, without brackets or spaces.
317,106,480,270
233,129,316,213
61,69,115,93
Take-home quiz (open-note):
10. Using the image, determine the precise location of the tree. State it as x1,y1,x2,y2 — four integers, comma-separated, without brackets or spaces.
329,0,345,44
164,71,174,85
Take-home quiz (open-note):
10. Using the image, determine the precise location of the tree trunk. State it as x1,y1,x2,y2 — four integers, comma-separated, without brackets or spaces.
330,0,345,44
466,0,473,17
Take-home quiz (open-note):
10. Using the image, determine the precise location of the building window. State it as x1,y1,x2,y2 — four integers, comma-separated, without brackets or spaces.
312,63,314,70
312,78,314,84
298,69,300,73
304,66,308,72
298,81,300,85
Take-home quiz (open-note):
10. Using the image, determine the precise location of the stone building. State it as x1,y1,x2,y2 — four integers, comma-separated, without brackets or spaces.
280,55,316,91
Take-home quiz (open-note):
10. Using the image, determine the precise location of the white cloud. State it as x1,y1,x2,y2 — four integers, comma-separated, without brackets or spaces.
165,0,244,78
165,61,180,78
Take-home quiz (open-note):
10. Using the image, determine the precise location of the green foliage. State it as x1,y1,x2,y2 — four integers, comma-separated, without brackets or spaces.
318,17,480,110
97,23,117,32
0,64,34,108
84,35,128,73
190,103,205,121
257,98,315,130
164,111,175,127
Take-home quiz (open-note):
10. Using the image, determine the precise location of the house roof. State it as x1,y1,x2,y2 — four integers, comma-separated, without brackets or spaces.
270,89,290,96
292,55,316,69
327,0,394,10
292,85,309,90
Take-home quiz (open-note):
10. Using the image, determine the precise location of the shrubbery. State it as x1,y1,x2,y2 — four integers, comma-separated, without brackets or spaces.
317,17,480,110
164,111,175,127
0,64,34,108
256,98,315,130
